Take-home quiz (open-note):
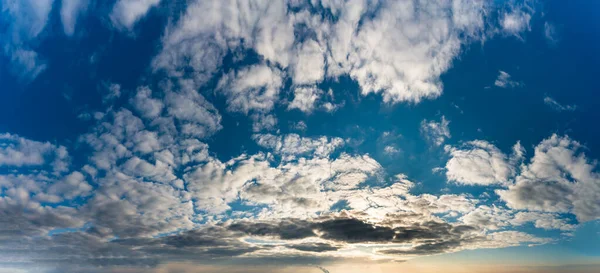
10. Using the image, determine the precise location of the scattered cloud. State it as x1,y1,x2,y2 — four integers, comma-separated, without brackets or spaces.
0,0,53,81
253,133,344,160
217,64,283,114
494,71,522,88
152,0,506,106
420,116,451,147
497,134,600,222
544,22,560,44
544,96,577,112
500,12,531,37
1,1,590,272
444,140,518,186
110,0,161,30
289,86,323,113
60,0,90,36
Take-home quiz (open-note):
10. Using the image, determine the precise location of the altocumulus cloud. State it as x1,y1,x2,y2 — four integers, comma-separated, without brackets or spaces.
1,1,597,273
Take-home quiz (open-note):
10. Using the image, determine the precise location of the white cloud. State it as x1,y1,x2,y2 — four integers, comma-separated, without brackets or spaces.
544,22,559,44
253,133,344,160
288,86,322,113
0,133,70,173
164,80,222,138
544,96,577,112
152,0,514,106
60,0,89,36
420,116,451,146
131,86,164,118
1,0,54,81
444,140,517,186
497,134,600,222
500,8,532,37
494,71,522,88
383,145,401,156
510,211,576,231
110,0,161,30
460,205,512,230
292,39,325,85
217,64,283,114
46,171,92,200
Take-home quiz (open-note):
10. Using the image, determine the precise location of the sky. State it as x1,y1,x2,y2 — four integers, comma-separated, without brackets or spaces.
0,0,599,272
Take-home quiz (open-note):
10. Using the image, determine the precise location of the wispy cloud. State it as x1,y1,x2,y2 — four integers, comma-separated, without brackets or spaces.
544,96,577,112
495,71,522,88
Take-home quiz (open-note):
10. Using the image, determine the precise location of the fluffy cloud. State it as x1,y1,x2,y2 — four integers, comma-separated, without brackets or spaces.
217,64,284,114
499,4,532,37
2,1,578,271
0,133,70,173
420,116,451,147
291,39,325,85
288,86,323,113
152,0,520,106
510,211,576,231
497,134,600,222
444,140,520,186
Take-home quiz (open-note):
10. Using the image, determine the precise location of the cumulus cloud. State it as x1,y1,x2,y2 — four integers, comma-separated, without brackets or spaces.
497,134,600,222
444,140,518,186
289,86,323,113
510,211,576,231
0,133,70,173
544,96,577,112
152,0,526,106
420,116,451,147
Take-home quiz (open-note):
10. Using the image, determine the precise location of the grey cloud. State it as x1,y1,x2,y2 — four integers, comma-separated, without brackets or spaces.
379,239,465,256
0,133,70,173
228,219,316,240
227,216,478,246
317,218,395,243
497,134,600,222
286,243,339,253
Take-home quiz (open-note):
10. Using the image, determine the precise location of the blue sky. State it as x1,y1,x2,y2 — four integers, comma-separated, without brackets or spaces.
1,0,600,272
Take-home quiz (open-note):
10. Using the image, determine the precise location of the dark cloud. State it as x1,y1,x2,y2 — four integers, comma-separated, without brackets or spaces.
226,216,480,251
286,243,339,253
228,219,316,239
316,218,395,243
379,240,465,256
